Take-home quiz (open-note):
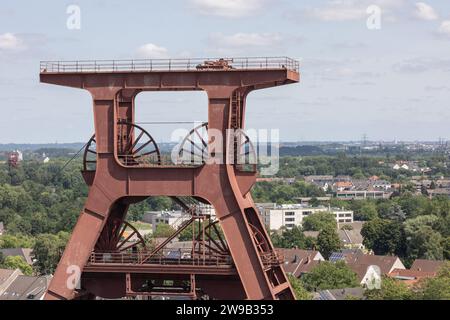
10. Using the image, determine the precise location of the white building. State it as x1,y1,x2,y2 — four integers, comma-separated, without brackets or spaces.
143,210,191,233
257,203,354,231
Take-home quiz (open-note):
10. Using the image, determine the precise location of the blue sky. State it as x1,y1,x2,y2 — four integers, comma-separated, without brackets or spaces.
0,0,450,143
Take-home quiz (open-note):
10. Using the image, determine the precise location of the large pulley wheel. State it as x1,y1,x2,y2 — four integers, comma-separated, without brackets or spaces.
175,123,256,167
117,120,161,166
95,219,147,253
83,121,161,170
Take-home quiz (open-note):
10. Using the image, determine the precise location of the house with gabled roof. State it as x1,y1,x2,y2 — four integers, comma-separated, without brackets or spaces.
0,248,34,265
0,268,22,296
277,248,325,278
329,250,405,288
410,259,446,274
0,275,52,300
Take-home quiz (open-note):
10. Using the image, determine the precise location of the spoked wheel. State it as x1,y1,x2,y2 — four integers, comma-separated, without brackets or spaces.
175,123,256,169
231,128,257,170
194,220,230,256
117,120,161,167
83,135,97,171
82,121,161,170
248,223,270,254
176,122,209,165
96,219,147,253
248,223,280,266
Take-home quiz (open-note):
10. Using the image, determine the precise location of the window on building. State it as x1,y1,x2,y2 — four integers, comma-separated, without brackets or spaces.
285,223,295,228
285,218,295,222
285,212,295,216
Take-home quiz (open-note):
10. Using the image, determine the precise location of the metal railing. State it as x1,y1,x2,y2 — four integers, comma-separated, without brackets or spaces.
260,250,285,267
40,57,299,73
88,249,232,267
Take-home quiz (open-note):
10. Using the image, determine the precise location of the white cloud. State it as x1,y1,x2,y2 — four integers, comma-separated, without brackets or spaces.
135,43,169,59
414,2,438,21
301,0,405,22
210,32,282,47
438,20,450,37
306,5,365,21
190,0,265,18
0,33,25,50
393,57,450,74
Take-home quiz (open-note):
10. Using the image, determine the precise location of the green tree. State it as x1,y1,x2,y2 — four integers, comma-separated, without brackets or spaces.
317,226,341,259
277,226,307,249
365,277,414,300
152,224,176,238
302,212,336,232
32,232,69,275
301,261,359,292
404,216,444,261
406,226,443,261
0,234,35,248
442,237,450,260
357,202,378,221
1,255,33,275
361,219,405,256
288,274,312,300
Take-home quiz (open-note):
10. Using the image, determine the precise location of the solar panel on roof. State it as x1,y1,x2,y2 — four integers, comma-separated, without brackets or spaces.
329,252,345,262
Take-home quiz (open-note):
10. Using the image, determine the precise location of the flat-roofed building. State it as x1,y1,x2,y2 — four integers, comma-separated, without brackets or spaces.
336,190,390,200
257,203,353,231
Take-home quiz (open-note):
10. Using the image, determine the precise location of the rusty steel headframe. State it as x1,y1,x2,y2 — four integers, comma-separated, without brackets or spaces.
40,57,300,300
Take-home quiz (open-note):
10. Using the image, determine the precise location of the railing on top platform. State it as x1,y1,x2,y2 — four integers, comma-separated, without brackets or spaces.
40,57,300,73
88,249,233,267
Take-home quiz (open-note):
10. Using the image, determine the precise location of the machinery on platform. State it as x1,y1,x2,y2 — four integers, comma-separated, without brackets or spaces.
39,56,300,300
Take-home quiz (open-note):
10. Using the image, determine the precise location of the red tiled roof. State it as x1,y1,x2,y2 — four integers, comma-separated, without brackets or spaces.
410,259,446,273
277,248,323,277
343,252,403,275
389,268,436,279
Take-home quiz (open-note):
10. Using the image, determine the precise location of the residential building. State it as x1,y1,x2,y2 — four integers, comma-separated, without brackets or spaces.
0,269,22,296
0,275,52,300
256,177,296,184
428,188,450,199
334,181,353,192
0,248,34,265
337,221,365,250
388,269,436,286
336,190,390,200
304,175,334,184
143,211,191,233
0,222,4,235
388,259,446,286
257,203,353,230
329,250,405,288
296,197,332,205
277,248,325,278
410,259,446,273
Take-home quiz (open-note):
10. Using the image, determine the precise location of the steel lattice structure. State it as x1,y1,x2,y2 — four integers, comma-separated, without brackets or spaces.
40,57,300,300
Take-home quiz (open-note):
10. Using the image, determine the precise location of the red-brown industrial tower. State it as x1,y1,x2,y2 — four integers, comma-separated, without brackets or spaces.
40,57,300,300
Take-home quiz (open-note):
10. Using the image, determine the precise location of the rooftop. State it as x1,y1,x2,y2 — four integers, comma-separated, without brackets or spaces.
277,248,324,277
410,259,446,273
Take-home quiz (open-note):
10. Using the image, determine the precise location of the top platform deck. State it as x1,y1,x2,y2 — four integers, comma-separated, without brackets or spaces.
40,57,299,74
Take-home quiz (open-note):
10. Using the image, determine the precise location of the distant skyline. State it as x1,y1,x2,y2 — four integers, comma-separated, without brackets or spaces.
1,0,450,143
